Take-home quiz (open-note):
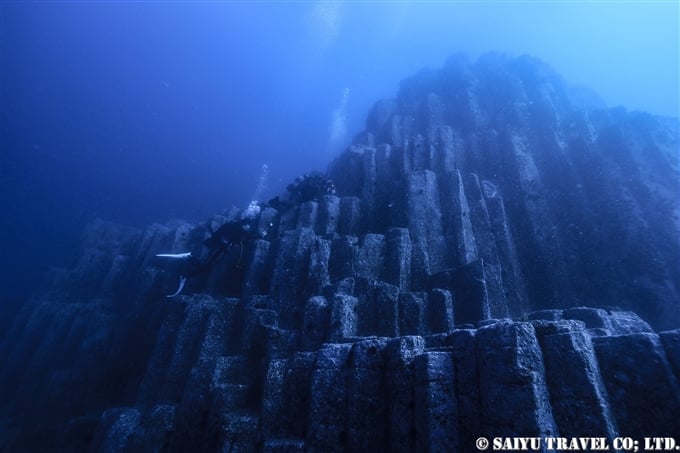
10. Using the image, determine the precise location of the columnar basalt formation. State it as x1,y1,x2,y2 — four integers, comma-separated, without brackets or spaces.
336,53,680,329
0,54,678,452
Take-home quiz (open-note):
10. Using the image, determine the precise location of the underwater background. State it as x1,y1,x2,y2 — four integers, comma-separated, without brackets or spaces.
1,2,678,307
1,2,680,451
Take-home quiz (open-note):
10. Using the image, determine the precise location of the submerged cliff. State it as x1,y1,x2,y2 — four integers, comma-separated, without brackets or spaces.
1,54,679,452
337,53,680,329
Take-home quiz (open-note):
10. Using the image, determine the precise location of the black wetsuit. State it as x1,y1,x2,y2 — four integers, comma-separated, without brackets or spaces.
182,217,258,278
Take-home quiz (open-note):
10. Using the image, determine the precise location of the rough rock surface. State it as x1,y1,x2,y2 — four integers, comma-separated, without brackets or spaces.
1,54,678,452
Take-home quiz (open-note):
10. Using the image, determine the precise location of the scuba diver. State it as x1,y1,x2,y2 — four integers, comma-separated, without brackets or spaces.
265,172,336,212
156,171,337,298
285,172,336,203
156,202,267,298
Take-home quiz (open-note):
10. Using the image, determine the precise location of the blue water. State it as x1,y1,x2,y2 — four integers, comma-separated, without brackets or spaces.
1,2,678,299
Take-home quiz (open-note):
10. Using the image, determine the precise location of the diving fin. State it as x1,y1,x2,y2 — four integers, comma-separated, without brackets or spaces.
166,276,187,298
156,252,192,260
